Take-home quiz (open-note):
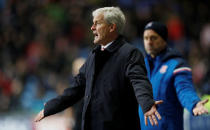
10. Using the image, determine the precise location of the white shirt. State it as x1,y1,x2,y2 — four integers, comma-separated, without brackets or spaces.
101,41,113,50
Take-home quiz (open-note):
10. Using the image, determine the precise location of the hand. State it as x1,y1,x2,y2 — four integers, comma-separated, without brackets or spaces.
193,99,209,116
34,109,45,122
144,100,163,126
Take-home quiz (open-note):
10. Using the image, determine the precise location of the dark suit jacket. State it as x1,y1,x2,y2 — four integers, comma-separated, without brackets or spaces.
43,36,154,130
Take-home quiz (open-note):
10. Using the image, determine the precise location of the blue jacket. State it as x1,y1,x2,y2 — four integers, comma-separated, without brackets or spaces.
139,47,200,130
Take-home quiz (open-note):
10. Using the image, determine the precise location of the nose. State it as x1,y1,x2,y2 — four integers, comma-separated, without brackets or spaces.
148,40,153,46
91,24,95,31
145,39,153,46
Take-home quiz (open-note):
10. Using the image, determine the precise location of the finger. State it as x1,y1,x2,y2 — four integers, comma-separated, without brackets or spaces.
200,109,208,115
152,115,158,125
201,99,209,105
34,114,40,122
193,107,198,114
35,116,40,122
34,110,44,122
155,111,161,120
201,109,206,113
155,100,163,105
204,108,209,114
148,116,154,126
35,114,42,122
35,118,41,122
202,110,207,114
193,109,198,116
144,116,148,126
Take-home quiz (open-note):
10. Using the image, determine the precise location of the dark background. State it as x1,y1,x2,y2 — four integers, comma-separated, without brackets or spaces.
0,0,210,130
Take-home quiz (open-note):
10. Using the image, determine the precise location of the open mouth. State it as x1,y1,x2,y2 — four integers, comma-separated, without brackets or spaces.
94,33,98,37
94,33,98,39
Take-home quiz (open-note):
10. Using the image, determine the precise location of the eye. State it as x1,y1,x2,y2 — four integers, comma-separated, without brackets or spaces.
151,36,157,41
96,22,103,25
92,21,98,26
144,37,148,40
93,22,97,26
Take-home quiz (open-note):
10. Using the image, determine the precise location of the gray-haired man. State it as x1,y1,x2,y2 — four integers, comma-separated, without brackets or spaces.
35,7,162,130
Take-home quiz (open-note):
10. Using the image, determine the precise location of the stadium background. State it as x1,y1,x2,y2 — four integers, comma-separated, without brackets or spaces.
0,0,210,129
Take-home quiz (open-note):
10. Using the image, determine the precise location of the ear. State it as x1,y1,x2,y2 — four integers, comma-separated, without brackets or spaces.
109,24,117,32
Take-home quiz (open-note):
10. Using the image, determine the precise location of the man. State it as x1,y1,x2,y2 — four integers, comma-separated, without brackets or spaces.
35,7,162,130
139,21,209,130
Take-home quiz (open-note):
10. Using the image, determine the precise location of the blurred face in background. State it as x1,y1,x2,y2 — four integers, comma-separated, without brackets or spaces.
91,13,113,45
143,29,167,58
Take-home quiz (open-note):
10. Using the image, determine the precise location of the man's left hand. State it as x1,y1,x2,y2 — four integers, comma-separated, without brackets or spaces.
193,99,209,116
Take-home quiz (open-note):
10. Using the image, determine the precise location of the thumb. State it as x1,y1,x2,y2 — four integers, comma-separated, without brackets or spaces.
155,100,163,105
201,99,209,105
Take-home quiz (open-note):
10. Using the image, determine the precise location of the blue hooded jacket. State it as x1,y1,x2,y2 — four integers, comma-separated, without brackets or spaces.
139,47,200,130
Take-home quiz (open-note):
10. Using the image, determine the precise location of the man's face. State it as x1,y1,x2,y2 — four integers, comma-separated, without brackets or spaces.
143,29,166,58
91,13,111,45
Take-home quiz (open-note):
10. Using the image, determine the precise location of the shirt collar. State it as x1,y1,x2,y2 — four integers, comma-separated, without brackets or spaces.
101,41,113,50
92,35,125,53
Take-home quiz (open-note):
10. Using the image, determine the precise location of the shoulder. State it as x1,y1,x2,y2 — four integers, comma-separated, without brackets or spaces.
120,41,141,54
161,47,189,67
119,41,143,59
118,42,145,67
158,48,191,75
171,56,192,75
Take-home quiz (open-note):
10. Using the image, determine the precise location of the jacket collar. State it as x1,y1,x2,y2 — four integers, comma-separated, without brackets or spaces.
145,46,182,62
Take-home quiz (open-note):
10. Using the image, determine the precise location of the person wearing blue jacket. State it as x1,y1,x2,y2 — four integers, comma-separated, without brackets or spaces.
139,21,209,130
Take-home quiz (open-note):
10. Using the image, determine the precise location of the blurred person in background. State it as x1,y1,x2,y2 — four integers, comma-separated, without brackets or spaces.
139,21,209,130
35,7,163,130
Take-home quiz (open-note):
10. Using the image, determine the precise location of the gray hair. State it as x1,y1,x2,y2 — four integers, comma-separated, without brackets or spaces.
92,7,126,34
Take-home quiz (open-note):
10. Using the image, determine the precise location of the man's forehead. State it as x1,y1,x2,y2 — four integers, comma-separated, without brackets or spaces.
144,30,159,36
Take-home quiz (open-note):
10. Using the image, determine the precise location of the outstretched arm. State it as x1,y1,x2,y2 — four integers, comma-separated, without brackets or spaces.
125,50,163,126
34,61,87,122
193,99,209,116
173,67,203,114
144,100,163,126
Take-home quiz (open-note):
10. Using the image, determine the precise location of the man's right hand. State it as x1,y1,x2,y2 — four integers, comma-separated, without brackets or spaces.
144,100,163,126
34,109,45,122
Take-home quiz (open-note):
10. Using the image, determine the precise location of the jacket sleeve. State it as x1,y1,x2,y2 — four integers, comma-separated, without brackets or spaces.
173,67,200,114
125,49,155,114
44,62,87,117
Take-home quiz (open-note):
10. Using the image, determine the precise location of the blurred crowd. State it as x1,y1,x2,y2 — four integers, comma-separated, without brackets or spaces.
0,0,210,129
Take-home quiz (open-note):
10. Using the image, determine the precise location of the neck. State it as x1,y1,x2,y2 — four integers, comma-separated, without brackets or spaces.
101,33,119,46
150,47,167,58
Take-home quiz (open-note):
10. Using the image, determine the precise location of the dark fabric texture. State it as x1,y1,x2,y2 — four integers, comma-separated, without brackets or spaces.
44,36,154,130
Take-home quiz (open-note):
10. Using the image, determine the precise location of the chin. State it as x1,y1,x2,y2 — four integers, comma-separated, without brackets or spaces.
93,41,99,45
93,38,99,43
94,39,102,44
